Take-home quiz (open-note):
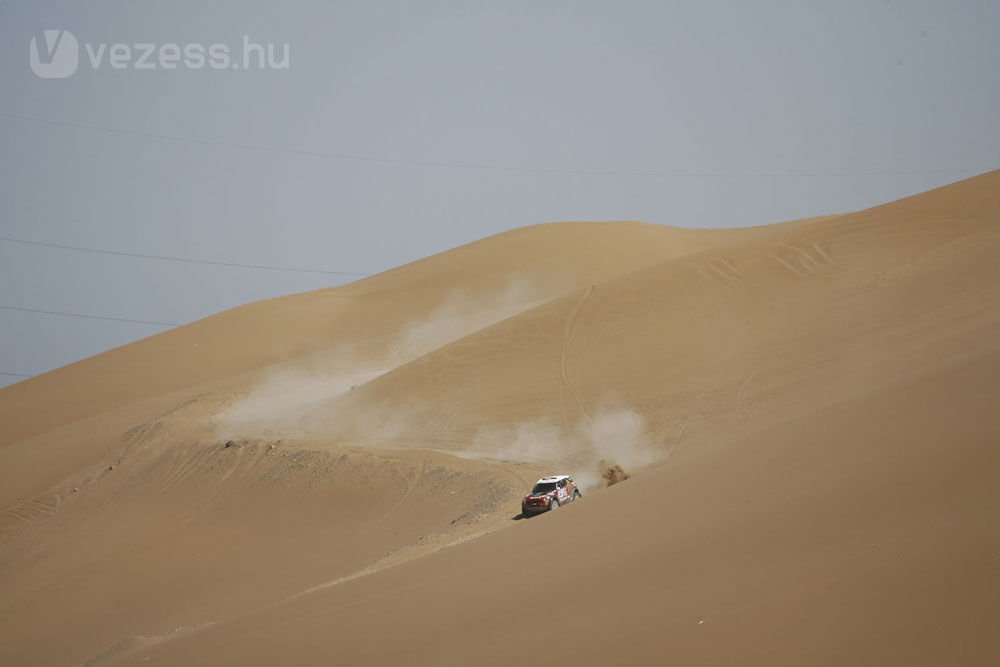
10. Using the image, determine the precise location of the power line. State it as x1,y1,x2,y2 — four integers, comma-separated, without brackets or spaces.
0,110,666,177
0,305,180,327
0,235,372,277
0,371,31,378
1,110,992,178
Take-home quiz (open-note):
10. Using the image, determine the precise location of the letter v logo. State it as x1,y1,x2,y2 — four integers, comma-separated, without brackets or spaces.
29,29,79,78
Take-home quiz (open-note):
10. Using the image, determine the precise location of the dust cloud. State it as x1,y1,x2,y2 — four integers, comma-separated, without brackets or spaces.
214,277,553,441
466,406,658,491
214,278,659,489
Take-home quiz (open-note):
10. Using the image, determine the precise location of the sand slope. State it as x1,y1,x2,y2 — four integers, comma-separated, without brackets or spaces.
326,171,1000,457
1,219,760,665
0,221,753,528
101,346,1000,666
1,171,998,666
0,220,736,446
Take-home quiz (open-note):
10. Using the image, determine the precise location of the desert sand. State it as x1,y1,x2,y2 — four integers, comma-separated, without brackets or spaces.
1,171,998,666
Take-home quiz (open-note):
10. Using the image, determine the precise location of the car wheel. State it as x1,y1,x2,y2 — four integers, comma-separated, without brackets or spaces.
573,490,581,500
550,498,560,510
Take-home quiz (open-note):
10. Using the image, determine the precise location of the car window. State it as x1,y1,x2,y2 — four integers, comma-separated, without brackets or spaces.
531,482,557,494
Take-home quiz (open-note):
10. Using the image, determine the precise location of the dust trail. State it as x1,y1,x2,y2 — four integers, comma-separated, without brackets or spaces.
214,277,557,441
464,406,658,492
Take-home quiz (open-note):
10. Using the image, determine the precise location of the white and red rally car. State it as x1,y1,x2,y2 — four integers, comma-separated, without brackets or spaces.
521,475,581,516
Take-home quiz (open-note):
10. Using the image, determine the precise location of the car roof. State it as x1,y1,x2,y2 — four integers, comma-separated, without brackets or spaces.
536,475,570,483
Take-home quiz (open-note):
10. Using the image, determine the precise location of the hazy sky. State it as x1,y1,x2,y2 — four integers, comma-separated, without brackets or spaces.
1,1,998,387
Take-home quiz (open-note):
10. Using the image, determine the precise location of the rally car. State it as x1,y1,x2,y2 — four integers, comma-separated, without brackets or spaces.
521,475,581,516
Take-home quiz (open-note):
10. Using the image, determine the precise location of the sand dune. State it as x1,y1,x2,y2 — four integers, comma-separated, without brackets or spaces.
0,222,741,528
0,221,718,444
1,172,998,666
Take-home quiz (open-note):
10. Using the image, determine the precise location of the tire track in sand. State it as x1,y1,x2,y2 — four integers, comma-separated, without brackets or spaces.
561,285,594,431
369,457,426,528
